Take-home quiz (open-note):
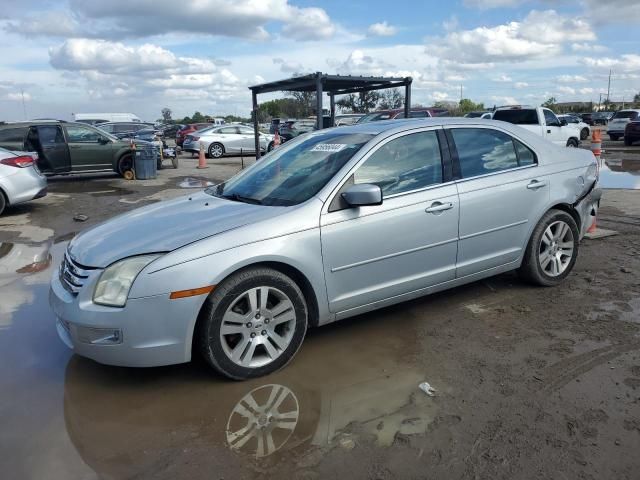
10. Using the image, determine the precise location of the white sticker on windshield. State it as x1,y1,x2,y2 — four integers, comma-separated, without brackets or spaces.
310,143,347,153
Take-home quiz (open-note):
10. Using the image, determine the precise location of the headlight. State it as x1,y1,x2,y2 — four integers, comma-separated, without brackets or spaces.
93,254,161,307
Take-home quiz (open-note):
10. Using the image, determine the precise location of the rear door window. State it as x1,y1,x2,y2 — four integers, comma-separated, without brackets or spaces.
612,111,639,120
450,128,519,178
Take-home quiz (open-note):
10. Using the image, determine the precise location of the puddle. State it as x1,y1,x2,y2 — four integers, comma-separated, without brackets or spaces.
599,158,640,190
178,177,214,189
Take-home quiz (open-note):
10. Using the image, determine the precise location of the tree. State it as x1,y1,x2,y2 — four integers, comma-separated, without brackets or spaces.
458,98,485,115
542,97,557,109
377,88,404,109
634,92,640,103
161,107,172,122
286,91,316,117
336,91,381,113
191,111,206,123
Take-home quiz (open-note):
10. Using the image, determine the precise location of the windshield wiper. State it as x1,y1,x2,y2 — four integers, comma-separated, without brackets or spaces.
222,193,263,205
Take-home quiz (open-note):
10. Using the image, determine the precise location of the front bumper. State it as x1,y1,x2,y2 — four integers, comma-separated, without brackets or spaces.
49,269,205,367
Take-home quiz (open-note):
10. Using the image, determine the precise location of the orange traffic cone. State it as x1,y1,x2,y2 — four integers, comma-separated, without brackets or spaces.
197,142,208,169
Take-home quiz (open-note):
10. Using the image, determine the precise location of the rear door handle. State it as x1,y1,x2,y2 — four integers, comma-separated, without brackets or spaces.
425,201,454,214
527,180,547,190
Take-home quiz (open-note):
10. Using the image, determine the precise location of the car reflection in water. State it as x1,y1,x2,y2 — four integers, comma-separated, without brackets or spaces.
62,300,442,476
0,241,52,326
599,158,640,190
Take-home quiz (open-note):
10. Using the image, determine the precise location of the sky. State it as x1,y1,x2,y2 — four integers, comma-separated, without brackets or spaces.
0,0,638,122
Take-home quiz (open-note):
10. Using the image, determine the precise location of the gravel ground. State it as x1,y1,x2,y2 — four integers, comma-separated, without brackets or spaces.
0,146,639,480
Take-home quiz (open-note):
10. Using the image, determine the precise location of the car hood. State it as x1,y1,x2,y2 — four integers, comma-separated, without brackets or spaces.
68,191,286,268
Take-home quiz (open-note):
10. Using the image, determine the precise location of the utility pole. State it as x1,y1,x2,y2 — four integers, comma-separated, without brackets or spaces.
598,93,602,111
460,84,463,103
21,89,27,120
606,69,612,104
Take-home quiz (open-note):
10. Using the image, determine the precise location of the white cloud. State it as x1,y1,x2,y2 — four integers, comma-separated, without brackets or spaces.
579,87,595,95
571,43,607,53
491,95,519,105
557,86,576,95
11,0,336,42
368,21,397,37
514,82,529,88
494,74,513,82
272,57,305,73
429,91,450,101
434,10,595,67
581,54,640,72
6,92,32,101
556,74,588,83
464,0,525,8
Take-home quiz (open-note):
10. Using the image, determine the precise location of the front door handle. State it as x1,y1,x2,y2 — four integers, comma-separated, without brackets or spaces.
425,201,454,214
527,180,548,190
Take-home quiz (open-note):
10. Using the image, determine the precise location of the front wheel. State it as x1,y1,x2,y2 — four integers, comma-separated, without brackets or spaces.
518,209,579,286
0,191,6,216
199,267,308,379
267,141,275,152
566,138,579,148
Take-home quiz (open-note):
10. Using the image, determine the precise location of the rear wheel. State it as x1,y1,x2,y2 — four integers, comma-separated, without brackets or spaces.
566,138,579,148
580,127,589,140
199,267,308,380
208,143,224,159
267,141,275,152
518,209,579,286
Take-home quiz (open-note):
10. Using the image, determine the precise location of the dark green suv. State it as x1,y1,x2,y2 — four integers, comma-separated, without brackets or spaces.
0,121,135,177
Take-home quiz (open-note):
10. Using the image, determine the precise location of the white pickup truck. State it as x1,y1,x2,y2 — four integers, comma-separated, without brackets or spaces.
492,106,581,147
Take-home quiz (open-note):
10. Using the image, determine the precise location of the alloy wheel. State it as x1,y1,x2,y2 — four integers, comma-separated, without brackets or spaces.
220,287,297,368
538,220,574,277
210,144,224,158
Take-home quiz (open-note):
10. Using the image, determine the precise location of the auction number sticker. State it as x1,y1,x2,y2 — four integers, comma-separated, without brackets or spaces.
310,143,347,153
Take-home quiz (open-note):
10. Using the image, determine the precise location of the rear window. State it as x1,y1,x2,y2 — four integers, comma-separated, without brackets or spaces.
0,127,27,143
612,111,639,120
493,109,539,125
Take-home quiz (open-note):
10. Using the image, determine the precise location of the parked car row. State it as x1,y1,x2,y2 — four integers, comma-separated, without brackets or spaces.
183,124,275,157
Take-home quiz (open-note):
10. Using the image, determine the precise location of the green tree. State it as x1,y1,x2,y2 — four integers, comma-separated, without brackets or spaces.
378,88,404,109
542,97,557,109
458,98,485,115
634,92,640,103
336,91,381,113
191,111,206,123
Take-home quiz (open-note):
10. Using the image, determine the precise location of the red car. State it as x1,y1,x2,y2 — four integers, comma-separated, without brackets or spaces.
176,123,211,147
624,119,640,146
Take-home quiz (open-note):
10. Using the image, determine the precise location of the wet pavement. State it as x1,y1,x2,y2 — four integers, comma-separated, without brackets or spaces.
1,152,640,479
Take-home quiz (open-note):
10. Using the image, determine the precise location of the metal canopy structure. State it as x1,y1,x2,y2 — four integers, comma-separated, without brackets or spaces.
248,72,412,159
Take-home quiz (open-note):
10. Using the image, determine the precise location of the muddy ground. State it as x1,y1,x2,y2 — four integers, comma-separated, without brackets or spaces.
0,144,639,480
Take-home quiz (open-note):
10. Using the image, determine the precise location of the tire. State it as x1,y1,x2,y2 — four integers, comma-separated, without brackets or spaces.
208,142,224,159
566,138,579,148
0,190,6,216
609,134,619,141
518,209,579,287
267,141,275,152
580,128,589,140
117,154,133,177
198,267,308,380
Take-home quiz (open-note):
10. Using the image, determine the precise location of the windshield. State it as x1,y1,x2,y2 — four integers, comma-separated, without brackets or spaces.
493,109,539,125
207,131,374,206
357,112,393,123
612,111,639,120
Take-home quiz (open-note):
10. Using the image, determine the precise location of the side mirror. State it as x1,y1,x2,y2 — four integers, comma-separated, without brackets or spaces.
341,184,382,207
560,119,568,126
98,137,109,144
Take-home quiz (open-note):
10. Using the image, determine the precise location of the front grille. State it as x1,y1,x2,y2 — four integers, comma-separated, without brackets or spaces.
59,251,95,295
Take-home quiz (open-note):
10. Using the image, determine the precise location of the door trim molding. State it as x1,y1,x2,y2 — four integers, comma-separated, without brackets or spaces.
331,236,459,273
459,219,528,241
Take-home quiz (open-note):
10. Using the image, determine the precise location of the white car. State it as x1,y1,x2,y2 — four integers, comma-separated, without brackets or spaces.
558,115,590,141
0,147,47,216
607,109,640,141
493,106,581,147
183,125,275,158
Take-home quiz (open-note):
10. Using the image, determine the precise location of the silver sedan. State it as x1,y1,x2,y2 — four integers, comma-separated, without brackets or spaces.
0,147,47,215
50,118,600,379
182,125,274,158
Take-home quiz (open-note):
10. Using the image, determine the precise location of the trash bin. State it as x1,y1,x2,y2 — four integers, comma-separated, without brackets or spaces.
134,143,157,179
